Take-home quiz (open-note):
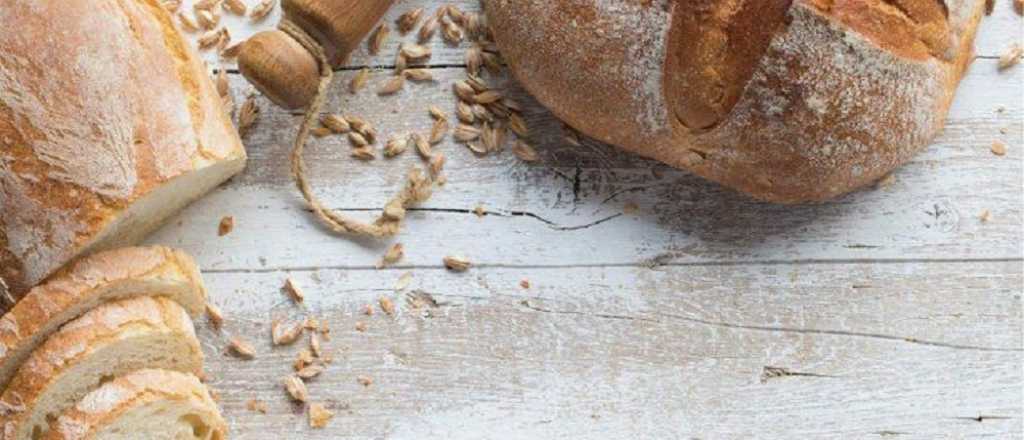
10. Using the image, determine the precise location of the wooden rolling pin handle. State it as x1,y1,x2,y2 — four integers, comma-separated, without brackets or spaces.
235,0,396,110
237,30,319,110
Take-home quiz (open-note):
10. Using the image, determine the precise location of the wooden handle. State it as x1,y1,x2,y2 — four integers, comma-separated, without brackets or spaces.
237,0,396,109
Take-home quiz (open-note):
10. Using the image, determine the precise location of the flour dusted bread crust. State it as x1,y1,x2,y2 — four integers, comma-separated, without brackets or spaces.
0,246,206,391
0,0,247,295
0,296,203,440
45,369,225,440
484,0,986,203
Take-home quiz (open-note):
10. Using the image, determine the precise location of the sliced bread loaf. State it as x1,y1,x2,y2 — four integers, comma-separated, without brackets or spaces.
0,247,207,391
45,369,225,440
0,0,247,296
0,296,203,440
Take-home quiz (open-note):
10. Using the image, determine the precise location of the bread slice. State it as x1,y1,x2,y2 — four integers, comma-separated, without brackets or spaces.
45,369,225,440
0,296,203,440
0,0,247,296
0,247,207,391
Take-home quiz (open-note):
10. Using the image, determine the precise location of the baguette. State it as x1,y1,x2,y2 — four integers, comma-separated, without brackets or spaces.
0,247,207,391
0,296,203,440
45,369,226,440
0,0,247,295
484,0,986,202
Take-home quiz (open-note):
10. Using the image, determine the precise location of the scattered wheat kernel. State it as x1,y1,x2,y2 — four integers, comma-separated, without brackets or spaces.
284,376,308,402
215,215,234,236
413,133,432,158
378,75,405,95
369,23,390,55
466,141,488,155
465,45,483,76
193,0,220,10
177,11,199,31
403,69,434,82
429,152,446,177
395,272,413,291
980,209,992,223
246,399,268,414
310,332,323,357
429,105,447,121
228,337,256,359
238,96,259,135
400,44,432,60
361,125,378,144
430,119,449,144
380,243,404,267
454,124,481,142
321,114,350,134
250,0,275,21
509,113,530,138
309,403,334,428
284,277,305,303
379,296,396,316
223,0,246,15
351,147,376,161
363,304,375,316
272,319,305,346
350,68,370,94
443,255,471,272
348,131,369,147
473,205,486,217
418,15,439,42
999,45,1022,70
297,364,325,380
456,101,475,124
474,90,503,104
991,140,1008,156
357,376,374,387
196,9,219,29
205,303,225,329
513,140,539,162
294,349,314,371
355,321,368,332
397,8,424,34
385,135,408,157
453,81,476,102
395,52,408,74
198,28,223,49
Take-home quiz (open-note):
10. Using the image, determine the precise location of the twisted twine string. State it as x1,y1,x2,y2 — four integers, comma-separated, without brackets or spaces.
279,20,432,238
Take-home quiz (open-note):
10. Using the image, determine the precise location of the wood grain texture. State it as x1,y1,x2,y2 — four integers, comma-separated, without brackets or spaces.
197,262,1021,439
156,1,1024,438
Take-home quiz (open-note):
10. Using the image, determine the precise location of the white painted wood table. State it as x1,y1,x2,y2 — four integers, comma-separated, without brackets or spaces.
161,1,1024,438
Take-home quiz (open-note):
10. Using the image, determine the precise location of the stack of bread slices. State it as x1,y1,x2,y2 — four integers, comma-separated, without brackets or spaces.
0,247,225,440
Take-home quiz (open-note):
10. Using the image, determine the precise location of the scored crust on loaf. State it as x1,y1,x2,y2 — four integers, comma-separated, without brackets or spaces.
0,0,246,295
484,0,986,202
0,246,207,392
0,296,203,440
45,369,225,440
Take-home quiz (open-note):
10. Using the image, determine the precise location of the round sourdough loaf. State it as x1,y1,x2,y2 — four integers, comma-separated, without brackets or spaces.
45,369,225,440
483,0,986,203
0,247,207,391
0,296,203,440
0,0,247,296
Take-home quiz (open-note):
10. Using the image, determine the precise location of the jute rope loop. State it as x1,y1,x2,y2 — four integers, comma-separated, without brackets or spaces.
279,20,432,238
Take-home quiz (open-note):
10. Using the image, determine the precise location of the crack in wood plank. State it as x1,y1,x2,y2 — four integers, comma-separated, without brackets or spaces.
518,300,1023,352
305,206,623,231
198,257,1024,274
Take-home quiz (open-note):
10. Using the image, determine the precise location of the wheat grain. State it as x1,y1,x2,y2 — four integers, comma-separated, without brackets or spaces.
397,8,424,33
378,75,405,95
370,23,390,55
250,0,275,21
284,376,308,402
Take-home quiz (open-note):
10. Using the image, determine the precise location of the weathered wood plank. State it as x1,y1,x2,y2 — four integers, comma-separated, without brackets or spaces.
197,262,1022,439
147,58,1023,271
188,0,1022,70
